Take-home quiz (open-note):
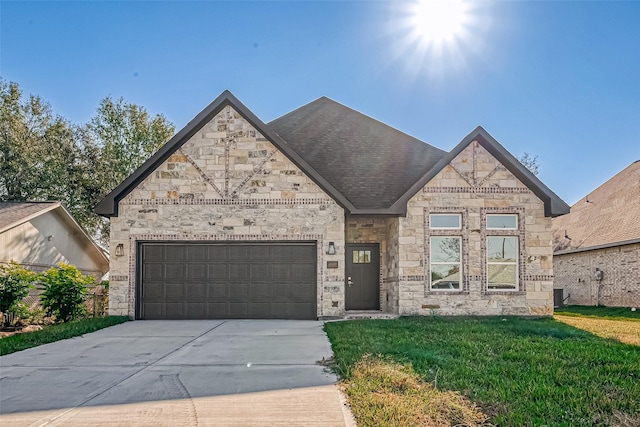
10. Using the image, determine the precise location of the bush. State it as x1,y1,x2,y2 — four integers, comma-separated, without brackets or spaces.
0,262,36,326
40,263,95,323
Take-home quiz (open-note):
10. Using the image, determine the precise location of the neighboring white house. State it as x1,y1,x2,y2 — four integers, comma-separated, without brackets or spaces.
0,201,109,278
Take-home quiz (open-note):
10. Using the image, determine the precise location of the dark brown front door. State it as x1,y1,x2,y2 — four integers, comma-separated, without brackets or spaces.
345,243,380,310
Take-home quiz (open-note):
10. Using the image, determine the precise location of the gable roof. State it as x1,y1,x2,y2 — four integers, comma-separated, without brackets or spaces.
268,97,447,210
390,126,570,217
553,160,640,253
95,90,353,217
95,91,569,218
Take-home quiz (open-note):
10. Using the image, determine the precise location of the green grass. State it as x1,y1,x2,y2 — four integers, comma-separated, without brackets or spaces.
324,316,640,426
555,305,640,321
0,316,129,355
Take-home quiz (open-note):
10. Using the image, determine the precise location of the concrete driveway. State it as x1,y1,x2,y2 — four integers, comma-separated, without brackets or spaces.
0,320,354,426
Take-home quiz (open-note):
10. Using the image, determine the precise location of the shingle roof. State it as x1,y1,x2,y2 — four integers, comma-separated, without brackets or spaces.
269,97,447,209
96,90,569,218
0,202,60,232
553,160,640,252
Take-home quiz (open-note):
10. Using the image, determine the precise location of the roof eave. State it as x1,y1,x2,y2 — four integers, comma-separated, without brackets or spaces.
95,91,357,217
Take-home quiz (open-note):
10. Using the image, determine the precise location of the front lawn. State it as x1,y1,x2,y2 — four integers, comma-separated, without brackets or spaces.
325,316,640,426
0,316,129,355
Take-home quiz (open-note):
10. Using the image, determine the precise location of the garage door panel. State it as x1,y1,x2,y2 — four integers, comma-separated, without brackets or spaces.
186,284,206,300
184,303,206,319
143,303,163,319
229,283,249,299
208,283,228,299
251,245,270,260
250,283,270,300
250,264,270,278
228,303,248,318
165,245,186,261
144,283,164,300
187,264,207,279
144,264,164,280
249,303,270,318
229,264,250,280
208,264,228,279
207,246,227,261
144,245,164,261
164,303,184,318
187,245,207,261
165,283,185,299
165,264,185,279
140,242,316,320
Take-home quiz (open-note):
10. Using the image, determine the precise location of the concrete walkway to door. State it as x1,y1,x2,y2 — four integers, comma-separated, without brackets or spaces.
0,320,355,427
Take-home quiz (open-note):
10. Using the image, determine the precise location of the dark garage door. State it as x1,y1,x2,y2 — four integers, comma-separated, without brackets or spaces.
138,242,317,320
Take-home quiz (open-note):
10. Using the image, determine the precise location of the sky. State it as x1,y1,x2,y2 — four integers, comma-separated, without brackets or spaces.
1,0,639,206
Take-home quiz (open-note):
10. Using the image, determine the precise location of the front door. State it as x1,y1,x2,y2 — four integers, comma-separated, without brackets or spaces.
345,243,380,310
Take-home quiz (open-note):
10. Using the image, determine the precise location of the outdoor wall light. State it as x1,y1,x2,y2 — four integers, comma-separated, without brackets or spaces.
115,243,125,257
326,242,336,255
47,234,54,241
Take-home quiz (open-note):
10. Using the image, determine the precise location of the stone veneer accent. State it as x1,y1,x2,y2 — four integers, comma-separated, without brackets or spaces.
554,243,640,307
109,106,345,318
397,141,554,316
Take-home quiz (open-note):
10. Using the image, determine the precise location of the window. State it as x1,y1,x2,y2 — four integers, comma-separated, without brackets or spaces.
352,250,371,264
430,214,461,229
487,214,517,230
487,236,518,290
430,237,461,290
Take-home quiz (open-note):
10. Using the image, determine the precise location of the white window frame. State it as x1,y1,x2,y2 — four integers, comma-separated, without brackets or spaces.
486,236,519,291
429,213,462,230
429,236,462,291
486,214,518,230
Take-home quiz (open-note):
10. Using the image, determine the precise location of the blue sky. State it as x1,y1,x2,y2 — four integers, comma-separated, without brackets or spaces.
2,1,639,205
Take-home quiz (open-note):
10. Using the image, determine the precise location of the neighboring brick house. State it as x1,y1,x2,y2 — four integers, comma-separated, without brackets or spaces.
553,161,640,308
96,91,569,319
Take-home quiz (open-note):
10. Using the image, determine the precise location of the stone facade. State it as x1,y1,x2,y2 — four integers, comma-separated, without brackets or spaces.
109,106,345,318
554,243,640,307
395,140,554,316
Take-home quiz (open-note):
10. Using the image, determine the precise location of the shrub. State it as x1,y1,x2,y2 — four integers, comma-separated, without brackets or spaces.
0,262,36,326
40,263,95,322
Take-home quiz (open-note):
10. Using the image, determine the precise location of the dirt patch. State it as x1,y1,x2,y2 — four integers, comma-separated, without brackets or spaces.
555,315,640,346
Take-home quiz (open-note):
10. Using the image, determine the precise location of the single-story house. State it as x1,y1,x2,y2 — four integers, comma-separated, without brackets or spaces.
96,91,569,320
553,160,640,307
0,201,109,278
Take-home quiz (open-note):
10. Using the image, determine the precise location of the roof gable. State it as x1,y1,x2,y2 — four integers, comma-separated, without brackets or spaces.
553,160,640,251
268,97,447,211
95,91,353,216
391,126,570,217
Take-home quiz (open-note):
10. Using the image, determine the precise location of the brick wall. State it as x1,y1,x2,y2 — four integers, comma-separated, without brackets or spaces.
554,242,640,307
109,106,345,318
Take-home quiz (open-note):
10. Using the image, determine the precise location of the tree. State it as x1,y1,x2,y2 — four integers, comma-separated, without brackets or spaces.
86,97,175,243
0,79,175,246
0,80,79,203
518,152,540,176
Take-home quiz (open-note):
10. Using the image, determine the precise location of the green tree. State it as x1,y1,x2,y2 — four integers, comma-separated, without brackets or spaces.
39,263,94,322
85,97,175,243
